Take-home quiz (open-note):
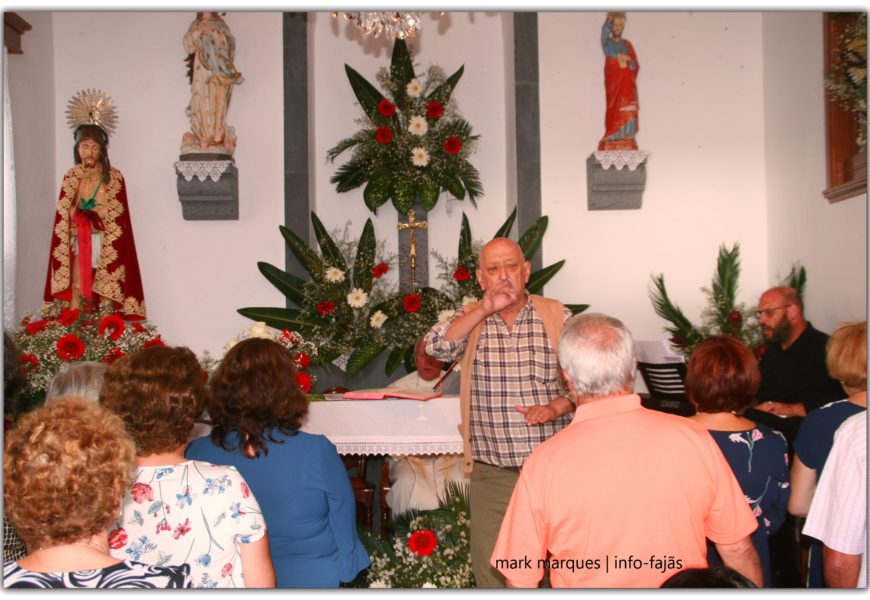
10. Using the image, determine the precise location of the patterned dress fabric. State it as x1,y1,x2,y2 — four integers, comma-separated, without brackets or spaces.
3,559,191,588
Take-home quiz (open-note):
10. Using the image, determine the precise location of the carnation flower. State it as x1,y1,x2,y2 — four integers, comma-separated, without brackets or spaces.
443,136,462,155
325,267,346,283
316,301,336,316
408,529,438,557
101,347,125,364
378,98,396,117
376,126,393,144
427,100,444,120
25,319,49,335
408,115,428,136
295,371,312,393
347,288,369,308
58,308,80,326
406,78,422,97
453,266,471,282
403,293,422,313
461,295,478,307
143,335,165,349
437,309,456,323
98,314,126,341
411,147,430,167
372,262,389,278
56,334,85,361
370,310,388,329
294,352,311,369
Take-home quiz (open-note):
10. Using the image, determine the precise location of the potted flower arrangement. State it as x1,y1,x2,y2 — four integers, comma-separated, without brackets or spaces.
327,38,483,214
9,301,163,415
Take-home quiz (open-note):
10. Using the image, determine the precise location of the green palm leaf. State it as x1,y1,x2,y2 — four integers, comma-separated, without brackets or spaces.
326,131,369,162
711,243,740,315
390,39,416,110
785,263,807,299
363,170,394,213
426,65,464,105
649,274,704,345
330,160,368,193
385,345,410,376
527,260,564,293
493,207,517,239
279,225,323,281
518,216,548,260
353,219,377,292
256,262,306,307
236,307,319,332
458,160,483,206
344,64,385,118
346,338,389,377
311,212,346,270
565,303,590,315
440,172,465,199
459,213,473,259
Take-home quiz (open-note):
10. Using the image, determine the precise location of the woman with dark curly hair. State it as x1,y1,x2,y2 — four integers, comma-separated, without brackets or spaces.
3,398,191,588
186,337,370,588
100,345,274,589
686,336,790,588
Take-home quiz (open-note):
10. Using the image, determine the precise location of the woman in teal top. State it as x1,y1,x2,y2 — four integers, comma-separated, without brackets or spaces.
187,338,370,588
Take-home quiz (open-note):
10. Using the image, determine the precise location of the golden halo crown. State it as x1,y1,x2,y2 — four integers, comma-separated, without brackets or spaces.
65,89,118,137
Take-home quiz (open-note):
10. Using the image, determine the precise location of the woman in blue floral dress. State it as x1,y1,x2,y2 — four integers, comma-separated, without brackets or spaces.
686,336,790,587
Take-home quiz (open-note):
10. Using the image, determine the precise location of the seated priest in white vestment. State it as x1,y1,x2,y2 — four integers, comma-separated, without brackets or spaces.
385,338,468,515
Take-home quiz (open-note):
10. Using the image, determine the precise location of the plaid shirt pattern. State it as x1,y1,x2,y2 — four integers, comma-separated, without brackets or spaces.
426,298,572,468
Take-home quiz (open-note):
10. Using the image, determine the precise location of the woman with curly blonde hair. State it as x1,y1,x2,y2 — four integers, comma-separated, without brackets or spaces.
3,398,191,588
100,345,274,589
186,337,370,588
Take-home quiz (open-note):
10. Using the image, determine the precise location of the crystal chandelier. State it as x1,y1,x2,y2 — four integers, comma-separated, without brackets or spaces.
333,12,423,39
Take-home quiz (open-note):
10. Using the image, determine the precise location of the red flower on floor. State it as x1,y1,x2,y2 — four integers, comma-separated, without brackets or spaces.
101,347,125,365
56,334,85,361
296,371,312,394
408,529,438,557
294,352,311,369
378,99,396,117
131,482,154,504
98,313,126,341
453,266,471,282
19,354,39,374
108,527,127,550
443,136,462,155
427,101,443,120
403,293,421,313
375,126,393,144
143,335,165,349
371,262,389,278
58,308,80,326
25,320,49,335
316,301,335,316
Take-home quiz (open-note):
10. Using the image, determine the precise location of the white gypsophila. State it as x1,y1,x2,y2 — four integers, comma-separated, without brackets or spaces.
421,582,437,588
411,147,429,167
406,78,422,98
247,321,273,339
408,115,428,136
370,310,388,329
437,309,456,323
369,580,389,588
325,266,345,283
347,288,369,308
461,295,478,307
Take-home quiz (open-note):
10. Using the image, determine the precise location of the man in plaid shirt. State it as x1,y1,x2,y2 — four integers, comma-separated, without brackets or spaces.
425,237,574,587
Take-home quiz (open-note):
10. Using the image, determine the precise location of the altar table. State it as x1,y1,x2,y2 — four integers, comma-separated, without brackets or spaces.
301,396,462,456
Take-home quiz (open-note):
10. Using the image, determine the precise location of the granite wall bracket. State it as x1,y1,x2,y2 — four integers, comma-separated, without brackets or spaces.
586,151,649,210
175,156,239,220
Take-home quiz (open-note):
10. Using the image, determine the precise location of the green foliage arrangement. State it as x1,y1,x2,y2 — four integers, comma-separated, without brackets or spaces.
825,12,867,147
238,209,588,379
649,243,806,357
327,38,483,215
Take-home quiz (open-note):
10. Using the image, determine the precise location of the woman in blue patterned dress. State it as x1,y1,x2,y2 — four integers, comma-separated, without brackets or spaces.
186,338,370,588
3,398,191,588
789,321,866,587
686,336,791,587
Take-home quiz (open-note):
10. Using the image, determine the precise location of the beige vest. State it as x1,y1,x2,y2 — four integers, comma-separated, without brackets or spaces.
458,294,567,476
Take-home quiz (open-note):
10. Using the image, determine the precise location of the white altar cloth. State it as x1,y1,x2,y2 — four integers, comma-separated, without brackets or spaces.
301,396,462,456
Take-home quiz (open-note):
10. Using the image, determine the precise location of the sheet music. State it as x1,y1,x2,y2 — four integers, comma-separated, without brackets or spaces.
635,340,685,364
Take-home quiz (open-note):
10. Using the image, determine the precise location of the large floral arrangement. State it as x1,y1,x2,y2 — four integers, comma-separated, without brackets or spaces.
825,12,867,147
9,301,163,414
327,38,483,214
239,210,588,378
649,243,806,357
358,482,473,588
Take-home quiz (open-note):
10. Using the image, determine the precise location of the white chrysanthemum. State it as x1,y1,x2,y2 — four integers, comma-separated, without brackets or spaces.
408,115,428,136
369,310,388,329
437,309,456,323
346,288,368,308
247,321,272,339
325,266,345,283
421,583,437,588
411,147,430,167
461,295,479,307
405,78,422,98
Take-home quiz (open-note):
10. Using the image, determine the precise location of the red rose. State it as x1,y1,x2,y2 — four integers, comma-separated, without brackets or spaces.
108,527,128,550
56,334,85,361
19,354,39,374
294,352,311,369
101,347,125,364
378,99,396,117
295,371,312,393
98,314,126,341
403,293,421,313
408,528,438,557
375,126,393,144
371,262,389,278
25,320,49,335
172,518,191,540
143,335,165,349
316,301,335,316
443,136,462,155
131,482,154,504
58,308,80,326
426,101,443,120
453,266,471,282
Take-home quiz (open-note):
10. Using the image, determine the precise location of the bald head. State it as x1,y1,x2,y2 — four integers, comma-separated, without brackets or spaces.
476,238,531,304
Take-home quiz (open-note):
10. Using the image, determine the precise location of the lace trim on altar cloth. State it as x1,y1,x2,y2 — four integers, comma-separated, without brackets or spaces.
174,160,233,182
331,439,464,456
592,150,650,171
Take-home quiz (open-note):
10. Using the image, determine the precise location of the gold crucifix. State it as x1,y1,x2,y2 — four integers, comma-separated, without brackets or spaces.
396,208,428,293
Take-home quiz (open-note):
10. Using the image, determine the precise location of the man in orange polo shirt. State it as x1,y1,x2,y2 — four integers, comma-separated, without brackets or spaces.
491,313,762,588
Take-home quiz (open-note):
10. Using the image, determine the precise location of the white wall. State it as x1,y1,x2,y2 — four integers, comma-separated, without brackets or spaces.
762,12,867,334
6,10,865,359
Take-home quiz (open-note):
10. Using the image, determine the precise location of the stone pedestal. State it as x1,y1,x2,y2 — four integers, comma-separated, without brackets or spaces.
586,151,649,210
175,157,239,220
